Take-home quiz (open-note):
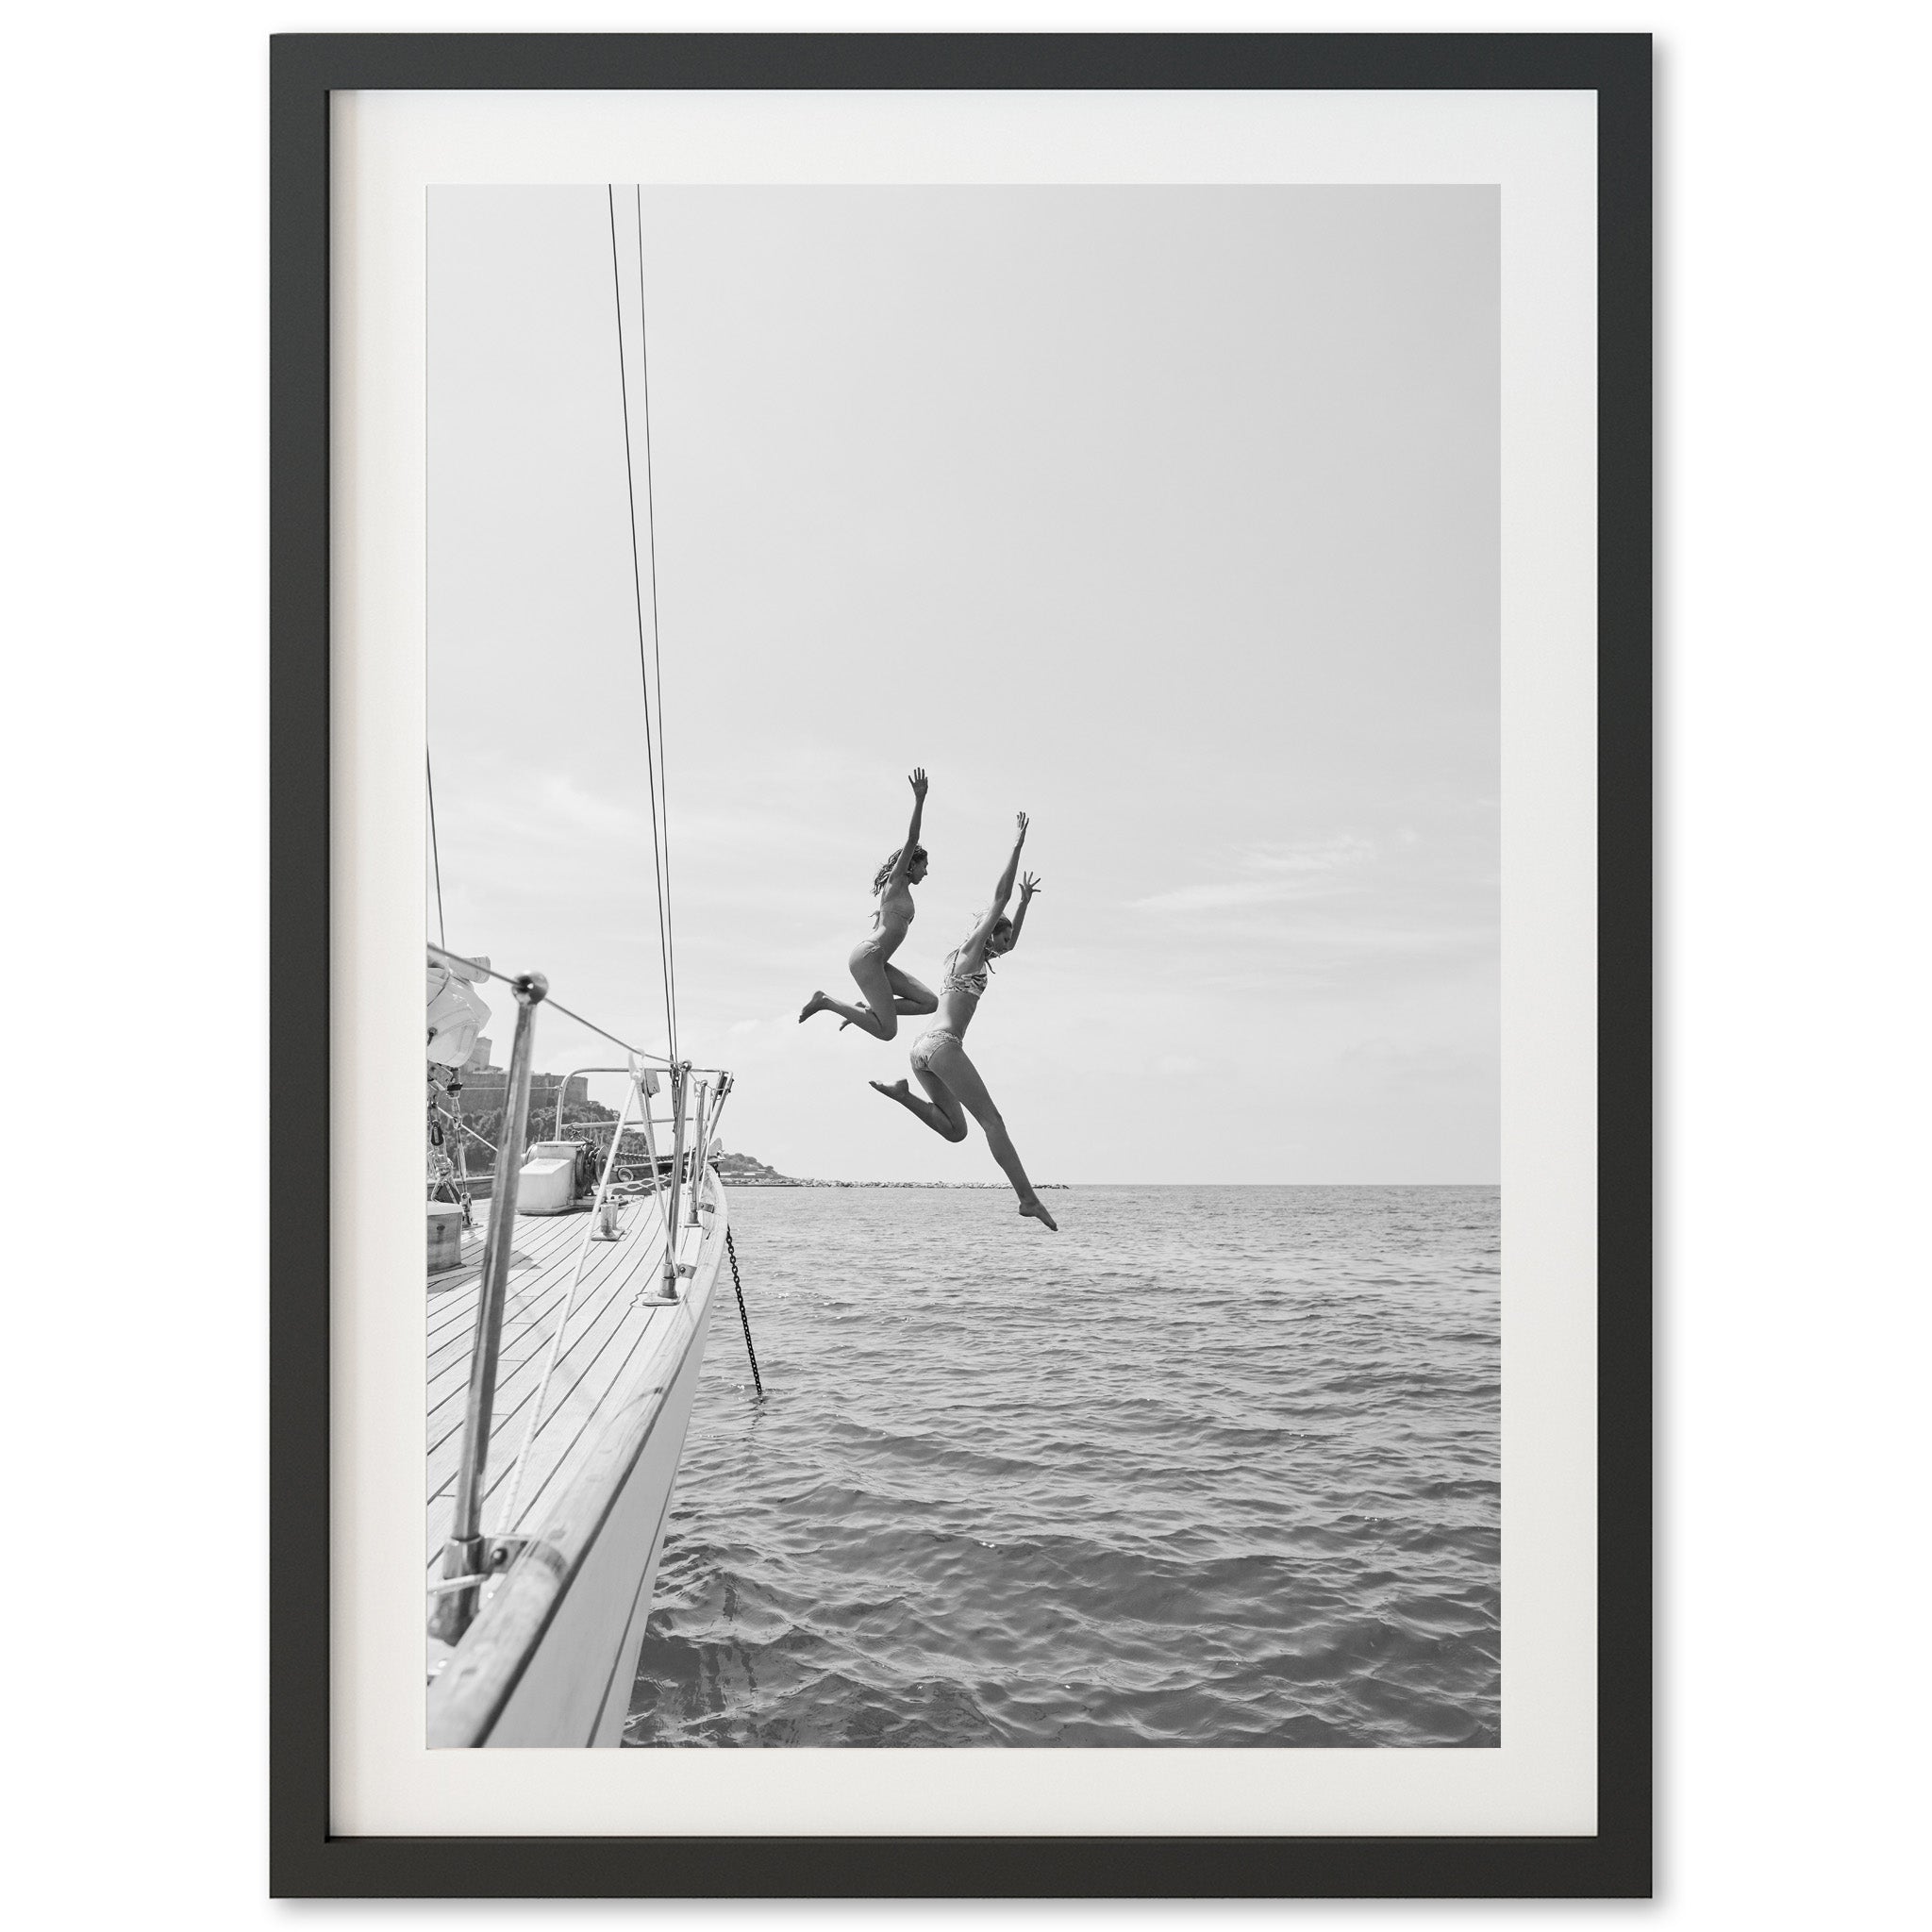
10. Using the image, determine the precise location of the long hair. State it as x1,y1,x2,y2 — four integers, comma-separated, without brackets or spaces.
956,911,1013,974
874,845,927,896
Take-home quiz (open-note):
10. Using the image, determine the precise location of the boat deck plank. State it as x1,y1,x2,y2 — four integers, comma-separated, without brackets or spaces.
427,1216,643,1412
425,1191,688,1566
425,1209,669,1473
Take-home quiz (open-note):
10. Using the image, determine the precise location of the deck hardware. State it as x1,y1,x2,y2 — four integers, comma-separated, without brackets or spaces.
650,1062,691,1300
705,1074,735,1168
634,1067,673,1253
486,1535,534,1571
552,1065,631,1143
687,1080,709,1224
425,1573,491,1596
429,969,547,1644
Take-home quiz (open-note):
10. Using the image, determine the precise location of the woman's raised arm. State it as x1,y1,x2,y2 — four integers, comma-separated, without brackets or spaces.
888,768,929,886
1006,872,1042,951
963,814,1029,954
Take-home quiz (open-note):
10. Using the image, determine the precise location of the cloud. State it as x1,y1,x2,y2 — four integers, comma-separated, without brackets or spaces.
1129,832,1376,914
1337,1036,1492,1090
532,773,646,840
1128,876,1337,914
1245,833,1378,874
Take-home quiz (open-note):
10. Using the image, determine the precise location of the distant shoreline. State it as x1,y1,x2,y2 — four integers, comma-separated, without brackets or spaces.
727,1177,1070,1191
706,1158,1498,1192
724,1178,1500,1191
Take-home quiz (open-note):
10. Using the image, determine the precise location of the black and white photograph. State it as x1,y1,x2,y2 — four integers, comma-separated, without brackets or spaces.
423,181,1502,1752
17,0,1932,1916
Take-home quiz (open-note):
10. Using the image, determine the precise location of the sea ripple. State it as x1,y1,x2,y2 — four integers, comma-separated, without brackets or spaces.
625,1185,1499,1748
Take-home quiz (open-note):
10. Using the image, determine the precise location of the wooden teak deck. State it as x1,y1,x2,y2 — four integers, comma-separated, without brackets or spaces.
425,1169,728,1745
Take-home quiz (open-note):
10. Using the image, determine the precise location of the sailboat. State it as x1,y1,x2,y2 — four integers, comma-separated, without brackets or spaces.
422,186,743,1747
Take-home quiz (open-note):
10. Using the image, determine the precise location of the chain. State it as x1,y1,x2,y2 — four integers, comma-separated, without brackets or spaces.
724,1227,763,1399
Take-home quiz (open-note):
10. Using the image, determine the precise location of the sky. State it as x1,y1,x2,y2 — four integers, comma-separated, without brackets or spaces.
428,185,1498,1184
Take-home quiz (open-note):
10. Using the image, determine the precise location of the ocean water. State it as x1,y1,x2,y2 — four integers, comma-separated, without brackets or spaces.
625,1185,1499,1749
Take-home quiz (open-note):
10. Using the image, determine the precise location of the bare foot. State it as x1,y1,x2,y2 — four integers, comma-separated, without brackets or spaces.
1019,1197,1058,1231
869,1077,910,1102
798,991,828,1024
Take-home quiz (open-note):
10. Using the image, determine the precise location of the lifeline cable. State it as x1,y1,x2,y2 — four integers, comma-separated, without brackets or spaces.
426,947,734,1074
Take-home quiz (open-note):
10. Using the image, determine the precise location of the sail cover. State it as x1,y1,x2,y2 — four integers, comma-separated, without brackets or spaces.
426,965,491,1067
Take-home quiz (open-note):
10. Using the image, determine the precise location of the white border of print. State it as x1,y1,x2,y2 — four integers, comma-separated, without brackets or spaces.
331,88,1595,1838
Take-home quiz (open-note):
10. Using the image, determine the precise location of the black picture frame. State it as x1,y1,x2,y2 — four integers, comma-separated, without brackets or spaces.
272,30,1651,1899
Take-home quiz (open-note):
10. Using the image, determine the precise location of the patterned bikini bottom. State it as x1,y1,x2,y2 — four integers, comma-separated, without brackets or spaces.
908,1027,962,1073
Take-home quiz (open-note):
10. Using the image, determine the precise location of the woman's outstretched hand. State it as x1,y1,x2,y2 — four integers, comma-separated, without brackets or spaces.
909,767,928,801
1013,811,1029,845
1020,871,1041,902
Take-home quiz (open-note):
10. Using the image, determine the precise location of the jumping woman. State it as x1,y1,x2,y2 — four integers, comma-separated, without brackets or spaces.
870,812,1058,1231
799,769,939,1041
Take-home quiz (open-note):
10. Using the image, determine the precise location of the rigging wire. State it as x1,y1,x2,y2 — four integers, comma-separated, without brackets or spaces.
424,946,728,1073
606,184,678,1065
632,185,681,1058
426,749,447,950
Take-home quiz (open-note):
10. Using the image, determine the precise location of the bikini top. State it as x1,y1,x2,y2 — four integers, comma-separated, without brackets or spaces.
873,882,915,932
941,948,990,1000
